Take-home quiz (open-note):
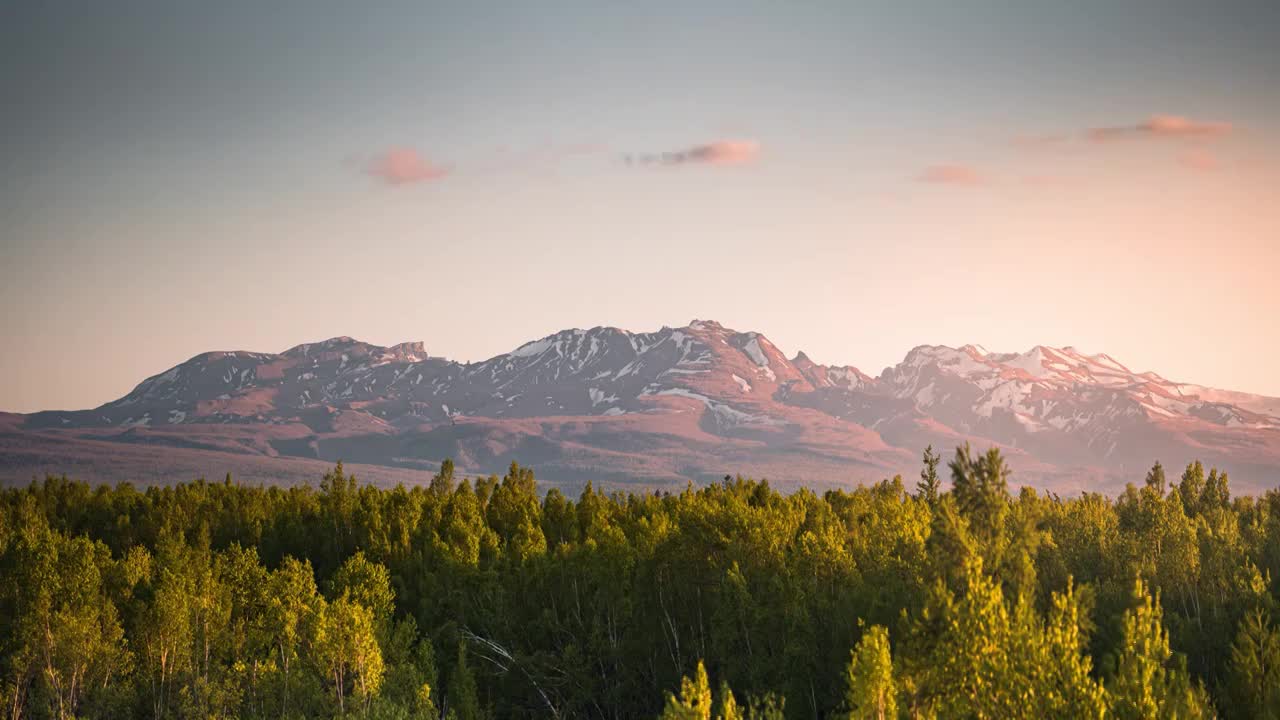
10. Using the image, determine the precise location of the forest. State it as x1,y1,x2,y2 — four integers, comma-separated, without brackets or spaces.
2,445,1279,719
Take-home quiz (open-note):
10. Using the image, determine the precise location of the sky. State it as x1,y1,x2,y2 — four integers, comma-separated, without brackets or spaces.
2,1,1279,412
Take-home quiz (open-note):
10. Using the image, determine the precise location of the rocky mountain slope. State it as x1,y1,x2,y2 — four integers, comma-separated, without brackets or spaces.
6,320,1279,492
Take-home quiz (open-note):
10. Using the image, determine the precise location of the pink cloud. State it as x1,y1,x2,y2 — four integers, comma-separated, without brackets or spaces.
367,148,449,186
1087,115,1232,142
626,139,760,167
918,164,984,186
698,140,760,165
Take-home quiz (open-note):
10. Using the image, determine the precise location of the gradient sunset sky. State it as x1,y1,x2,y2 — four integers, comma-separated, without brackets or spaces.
2,1,1279,412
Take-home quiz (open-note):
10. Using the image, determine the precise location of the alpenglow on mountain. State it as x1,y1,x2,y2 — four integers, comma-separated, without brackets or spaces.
5,320,1279,492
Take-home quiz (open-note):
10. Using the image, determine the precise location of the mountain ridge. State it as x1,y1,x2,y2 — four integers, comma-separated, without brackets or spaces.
6,320,1279,492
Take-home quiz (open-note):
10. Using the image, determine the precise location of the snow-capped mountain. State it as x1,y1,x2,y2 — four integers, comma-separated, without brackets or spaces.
8,321,1280,492
869,344,1279,472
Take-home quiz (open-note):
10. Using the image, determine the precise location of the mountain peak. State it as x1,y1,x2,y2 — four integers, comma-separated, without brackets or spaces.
283,336,368,357
686,319,727,332
386,341,427,362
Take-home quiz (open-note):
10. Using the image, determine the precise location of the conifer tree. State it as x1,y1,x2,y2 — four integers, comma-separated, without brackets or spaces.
1229,609,1280,719
431,458,457,496
1200,468,1230,513
1040,579,1107,718
1144,461,1167,496
1178,461,1207,517
715,680,742,720
842,624,896,720
661,661,713,720
1107,578,1211,719
917,445,942,508
447,642,482,720
948,444,1011,549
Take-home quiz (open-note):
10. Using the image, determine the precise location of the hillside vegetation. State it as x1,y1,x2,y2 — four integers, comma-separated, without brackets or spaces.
3,447,1279,718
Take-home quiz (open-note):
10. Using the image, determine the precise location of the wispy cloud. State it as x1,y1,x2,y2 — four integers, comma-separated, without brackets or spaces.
918,164,984,186
625,139,760,167
366,148,449,186
1087,115,1232,142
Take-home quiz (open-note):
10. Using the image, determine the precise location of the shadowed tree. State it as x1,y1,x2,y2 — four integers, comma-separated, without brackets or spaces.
1228,609,1280,719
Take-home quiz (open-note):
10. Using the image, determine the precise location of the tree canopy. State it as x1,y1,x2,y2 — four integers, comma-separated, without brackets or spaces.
1,451,1278,718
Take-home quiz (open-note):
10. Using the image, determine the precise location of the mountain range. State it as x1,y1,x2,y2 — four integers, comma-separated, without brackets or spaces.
4,319,1279,493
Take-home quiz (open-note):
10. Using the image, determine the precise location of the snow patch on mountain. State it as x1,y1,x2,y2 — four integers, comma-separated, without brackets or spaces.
742,336,769,367
589,387,619,406
653,388,781,429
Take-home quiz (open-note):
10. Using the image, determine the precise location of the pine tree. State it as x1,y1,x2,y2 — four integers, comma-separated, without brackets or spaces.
949,445,1010,545
660,661,713,720
1144,461,1167,496
1040,579,1107,718
906,557,1107,719
431,458,457,497
1107,578,1211,719
842,625,896,720
1229,609,1280,719
1200,468,1230,512
447,642,482,720
659,662,769,720
715,680,742,720
917,445,942,508
1177,461,1207,517
947,444,1013,581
